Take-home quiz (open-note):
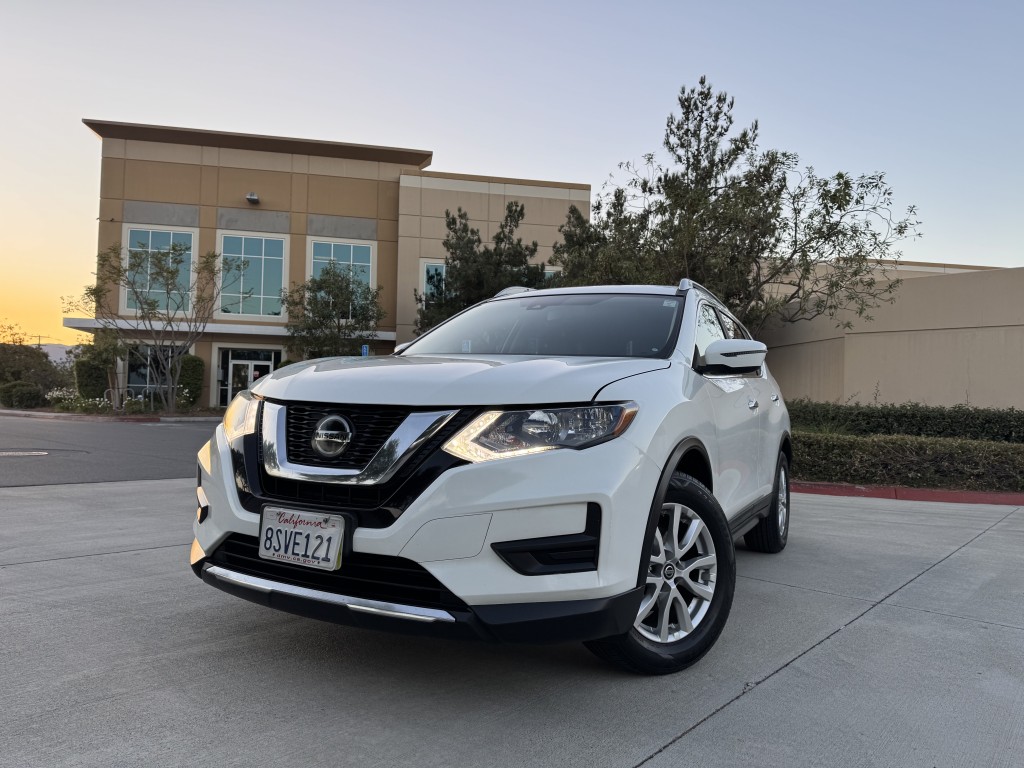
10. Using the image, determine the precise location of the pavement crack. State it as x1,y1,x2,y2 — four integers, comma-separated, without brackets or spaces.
631,505,1021,768
881,601,1024,633
736,574,876,603
0,542,190,568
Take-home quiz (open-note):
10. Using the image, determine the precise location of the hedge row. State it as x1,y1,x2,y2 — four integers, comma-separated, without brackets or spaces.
0,381,45,409
792,430,1024,492
788,399,1024,443
74,358,108,400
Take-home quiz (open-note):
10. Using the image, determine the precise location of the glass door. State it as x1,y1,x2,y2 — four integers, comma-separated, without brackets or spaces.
229,362,252,401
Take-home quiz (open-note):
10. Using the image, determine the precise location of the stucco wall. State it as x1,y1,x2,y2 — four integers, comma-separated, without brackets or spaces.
763,266,1024,407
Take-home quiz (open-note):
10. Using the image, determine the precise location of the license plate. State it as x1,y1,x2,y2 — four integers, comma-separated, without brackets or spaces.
258,507,344,571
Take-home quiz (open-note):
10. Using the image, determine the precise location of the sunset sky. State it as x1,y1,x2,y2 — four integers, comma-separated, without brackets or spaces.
1,0,1021,345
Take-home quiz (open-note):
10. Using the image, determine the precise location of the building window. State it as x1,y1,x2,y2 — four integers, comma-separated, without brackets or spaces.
220,234,285,316
543,267,560,281
422,261,446,301
311,241,373,285
125,228,193,312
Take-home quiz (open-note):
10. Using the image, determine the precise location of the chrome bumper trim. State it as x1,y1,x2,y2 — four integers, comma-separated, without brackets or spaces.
204,565,457,623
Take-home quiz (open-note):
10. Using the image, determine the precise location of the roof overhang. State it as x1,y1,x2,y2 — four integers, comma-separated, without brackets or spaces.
83,119,433,169
63,317,396,341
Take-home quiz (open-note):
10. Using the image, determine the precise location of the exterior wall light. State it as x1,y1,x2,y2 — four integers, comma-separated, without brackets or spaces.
245,192,260,204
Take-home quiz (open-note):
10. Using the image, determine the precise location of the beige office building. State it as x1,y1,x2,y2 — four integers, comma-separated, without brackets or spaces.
66,120,590,407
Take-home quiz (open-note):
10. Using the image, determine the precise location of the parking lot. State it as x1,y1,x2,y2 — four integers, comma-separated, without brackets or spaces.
1,418,1022,767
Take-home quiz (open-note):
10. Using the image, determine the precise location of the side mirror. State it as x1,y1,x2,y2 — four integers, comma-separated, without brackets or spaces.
393,341,412,355
698,338,767,375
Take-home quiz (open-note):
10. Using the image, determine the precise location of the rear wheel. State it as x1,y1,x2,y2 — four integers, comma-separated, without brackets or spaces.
585,473,735,675
744,453,790,554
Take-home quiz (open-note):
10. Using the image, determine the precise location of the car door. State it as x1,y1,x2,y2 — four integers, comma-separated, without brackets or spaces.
693,302,762,518
716,309,772,498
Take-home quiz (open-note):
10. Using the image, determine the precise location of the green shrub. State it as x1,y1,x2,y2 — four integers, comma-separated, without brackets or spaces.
277,359,296,368
788,399,1024,443
792,430,1024,492
74,358,108,400
0,381,44,409
0,382,16,407
178,354,204,407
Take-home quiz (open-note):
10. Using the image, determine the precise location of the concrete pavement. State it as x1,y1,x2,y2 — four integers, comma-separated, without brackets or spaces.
0,415,214,486
0,481,1021,767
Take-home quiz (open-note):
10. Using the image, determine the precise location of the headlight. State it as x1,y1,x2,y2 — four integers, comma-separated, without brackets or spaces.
222,391,260,442
443,402,638,463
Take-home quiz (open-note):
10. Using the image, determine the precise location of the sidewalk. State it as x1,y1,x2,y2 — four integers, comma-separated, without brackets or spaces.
0,408,220,424
793,480,1024,506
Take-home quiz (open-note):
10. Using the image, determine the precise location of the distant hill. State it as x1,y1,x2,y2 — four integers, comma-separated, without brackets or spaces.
41,344,72,363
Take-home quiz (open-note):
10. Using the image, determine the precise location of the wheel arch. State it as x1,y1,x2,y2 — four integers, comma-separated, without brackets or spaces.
636,437,713,588
779,432,793,467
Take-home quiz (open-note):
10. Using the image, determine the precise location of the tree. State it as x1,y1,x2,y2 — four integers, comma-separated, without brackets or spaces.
551,76,921,335
64,240,238,412
282,262,385,358
0,319,66,393
414,201,545,333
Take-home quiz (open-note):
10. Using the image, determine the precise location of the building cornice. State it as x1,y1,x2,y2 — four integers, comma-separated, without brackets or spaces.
83,119,433,168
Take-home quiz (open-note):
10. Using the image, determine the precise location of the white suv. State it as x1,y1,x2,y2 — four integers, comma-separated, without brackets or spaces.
190,280,791,674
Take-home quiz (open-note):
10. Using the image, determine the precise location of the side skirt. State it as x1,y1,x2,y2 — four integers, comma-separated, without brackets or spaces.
728,493,772,539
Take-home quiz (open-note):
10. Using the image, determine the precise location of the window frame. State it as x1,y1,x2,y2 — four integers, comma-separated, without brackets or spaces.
119,223,200,317
214,229,290,321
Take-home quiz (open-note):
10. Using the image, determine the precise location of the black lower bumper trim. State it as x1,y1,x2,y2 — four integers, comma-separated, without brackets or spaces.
199,562,642,644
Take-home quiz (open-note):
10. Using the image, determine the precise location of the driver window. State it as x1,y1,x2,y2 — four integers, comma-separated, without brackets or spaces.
694,303,726,365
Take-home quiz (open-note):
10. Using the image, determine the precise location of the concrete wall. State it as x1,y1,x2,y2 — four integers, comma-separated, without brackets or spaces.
763,266,1024,408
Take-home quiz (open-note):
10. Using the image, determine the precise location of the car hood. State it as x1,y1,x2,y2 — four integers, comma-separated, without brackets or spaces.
251,354,670,406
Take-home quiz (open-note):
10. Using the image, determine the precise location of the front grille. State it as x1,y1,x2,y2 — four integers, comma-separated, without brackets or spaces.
252,408,475,517
210,534,467,611
285,403,409,469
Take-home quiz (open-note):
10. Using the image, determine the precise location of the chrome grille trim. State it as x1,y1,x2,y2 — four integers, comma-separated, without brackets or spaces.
261,402,458,485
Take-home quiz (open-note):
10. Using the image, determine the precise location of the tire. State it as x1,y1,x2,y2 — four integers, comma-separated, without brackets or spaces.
585,473,736,675
744,453,790,554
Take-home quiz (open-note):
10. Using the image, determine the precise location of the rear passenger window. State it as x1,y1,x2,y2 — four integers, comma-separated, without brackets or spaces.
718,312,742,340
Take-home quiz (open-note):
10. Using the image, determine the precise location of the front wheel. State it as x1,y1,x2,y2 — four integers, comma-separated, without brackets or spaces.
585,473,736,675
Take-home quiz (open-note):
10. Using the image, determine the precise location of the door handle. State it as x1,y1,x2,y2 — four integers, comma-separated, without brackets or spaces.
771,393,780,403
748,399,759,410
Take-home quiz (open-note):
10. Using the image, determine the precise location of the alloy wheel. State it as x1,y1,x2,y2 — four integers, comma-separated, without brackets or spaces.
777,464,789,534
635,503,718,644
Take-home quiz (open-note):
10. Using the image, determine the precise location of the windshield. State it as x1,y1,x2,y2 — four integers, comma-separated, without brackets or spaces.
404,293,683,358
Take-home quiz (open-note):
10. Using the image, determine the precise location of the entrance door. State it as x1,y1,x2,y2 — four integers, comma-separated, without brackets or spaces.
229,362,253,401
219,349,281,406
229,361,273,400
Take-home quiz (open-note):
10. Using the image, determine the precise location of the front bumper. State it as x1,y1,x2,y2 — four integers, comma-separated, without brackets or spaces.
196,557,642,643
193,419,662,633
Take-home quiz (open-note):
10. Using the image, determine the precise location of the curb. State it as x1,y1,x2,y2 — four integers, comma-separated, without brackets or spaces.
0,409,220,424
793,481,1024,506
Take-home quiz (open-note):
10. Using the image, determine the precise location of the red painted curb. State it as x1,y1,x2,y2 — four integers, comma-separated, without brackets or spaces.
793,481,1024,506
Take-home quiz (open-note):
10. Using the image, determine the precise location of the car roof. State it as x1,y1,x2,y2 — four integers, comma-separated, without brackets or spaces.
491,285,681,299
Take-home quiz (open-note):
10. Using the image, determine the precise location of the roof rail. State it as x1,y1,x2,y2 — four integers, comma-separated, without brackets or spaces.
494,286,535,297
676,278,708,295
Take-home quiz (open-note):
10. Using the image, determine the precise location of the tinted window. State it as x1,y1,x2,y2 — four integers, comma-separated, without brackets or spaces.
406,294,683,358
718,311,745,340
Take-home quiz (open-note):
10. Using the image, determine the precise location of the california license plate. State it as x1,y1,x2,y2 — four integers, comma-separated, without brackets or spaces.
258,507,344,571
